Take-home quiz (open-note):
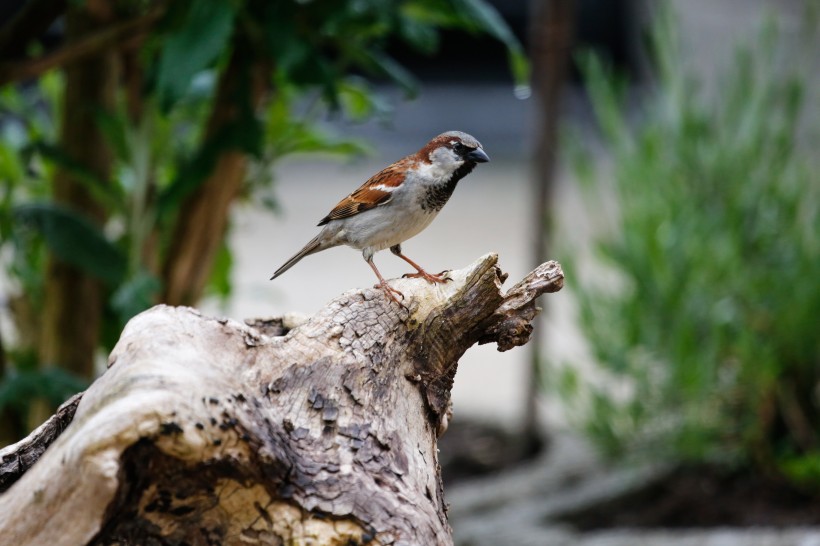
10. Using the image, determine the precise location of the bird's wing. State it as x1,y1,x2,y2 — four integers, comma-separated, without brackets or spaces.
317,164,406,226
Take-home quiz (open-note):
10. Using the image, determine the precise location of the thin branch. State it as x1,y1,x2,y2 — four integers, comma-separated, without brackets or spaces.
0,0,66,60
0,8,162,86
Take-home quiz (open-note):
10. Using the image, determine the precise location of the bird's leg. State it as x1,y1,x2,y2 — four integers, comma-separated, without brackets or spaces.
366,256,405,305
390,245,452,284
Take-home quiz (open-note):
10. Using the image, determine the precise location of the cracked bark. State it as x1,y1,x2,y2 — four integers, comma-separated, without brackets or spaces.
0,254,563,546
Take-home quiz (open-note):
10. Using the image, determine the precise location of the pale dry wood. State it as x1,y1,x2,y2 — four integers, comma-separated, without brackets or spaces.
0,254,563,546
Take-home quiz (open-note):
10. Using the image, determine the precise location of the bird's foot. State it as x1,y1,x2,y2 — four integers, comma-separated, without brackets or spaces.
375,281,406,306
402,269,452,284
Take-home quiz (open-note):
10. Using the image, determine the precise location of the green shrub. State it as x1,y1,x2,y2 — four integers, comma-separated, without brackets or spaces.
559,7,820,483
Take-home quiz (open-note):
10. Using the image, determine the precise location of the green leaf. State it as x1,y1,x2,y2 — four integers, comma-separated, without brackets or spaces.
362,51,419,98
338,78,392,122
0,368,86,413
156,110,263,219
93,108,131,163
155,0,236,110
265,112,369,159
205,240,232,300
27,142,124,213
14,202,127,286
779,453,820,487
110,270,162,325
452,0,530,87
398,16,440,55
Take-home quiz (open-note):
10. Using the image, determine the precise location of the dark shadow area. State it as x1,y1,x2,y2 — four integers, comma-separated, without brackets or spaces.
553,465,820,529
439,417,546,486
391,0,640,84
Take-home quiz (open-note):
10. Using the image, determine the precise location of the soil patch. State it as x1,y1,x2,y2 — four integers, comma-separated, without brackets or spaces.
555,465,820,529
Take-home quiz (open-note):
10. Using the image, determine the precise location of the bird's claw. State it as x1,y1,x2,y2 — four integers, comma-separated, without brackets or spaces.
402,269,452,284
374,281,406,306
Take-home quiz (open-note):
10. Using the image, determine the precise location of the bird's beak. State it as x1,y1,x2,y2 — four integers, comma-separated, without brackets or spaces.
466,148,490,163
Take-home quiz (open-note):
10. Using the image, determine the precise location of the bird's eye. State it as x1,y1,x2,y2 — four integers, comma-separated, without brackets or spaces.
452,142,466,154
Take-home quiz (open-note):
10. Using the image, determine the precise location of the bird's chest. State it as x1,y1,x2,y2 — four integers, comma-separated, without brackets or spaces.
381,175,458,238
338,190,438,251
406,163,460,213
417,182,458,212
375,193,439,246
339,171,459,251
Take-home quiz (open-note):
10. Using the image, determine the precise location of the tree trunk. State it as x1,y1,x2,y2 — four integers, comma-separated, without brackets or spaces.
39,0,117,379
0,255,563,546
161,52,268,307
524,0,576,447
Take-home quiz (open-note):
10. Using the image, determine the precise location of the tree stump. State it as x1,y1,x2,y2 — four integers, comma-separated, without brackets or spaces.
0,254,563,546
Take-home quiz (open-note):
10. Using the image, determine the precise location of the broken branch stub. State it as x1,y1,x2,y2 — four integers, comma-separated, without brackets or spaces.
0,254,563,546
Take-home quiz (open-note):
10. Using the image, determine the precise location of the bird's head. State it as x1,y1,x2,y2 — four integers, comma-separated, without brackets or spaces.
420,131,490,175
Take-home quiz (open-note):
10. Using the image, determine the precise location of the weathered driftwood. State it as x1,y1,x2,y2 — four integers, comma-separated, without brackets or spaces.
0,254,563,546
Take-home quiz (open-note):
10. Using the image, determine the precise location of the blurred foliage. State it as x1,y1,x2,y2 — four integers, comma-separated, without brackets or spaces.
557,6,820,485
0,0,527,442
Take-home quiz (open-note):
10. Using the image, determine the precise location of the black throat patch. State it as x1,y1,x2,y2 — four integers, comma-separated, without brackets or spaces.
419,162,477,212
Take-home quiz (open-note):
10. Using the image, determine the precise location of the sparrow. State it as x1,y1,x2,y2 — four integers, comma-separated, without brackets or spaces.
270,131,490,303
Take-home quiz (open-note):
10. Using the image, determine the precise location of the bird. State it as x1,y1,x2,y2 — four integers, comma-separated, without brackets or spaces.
270,131,490,304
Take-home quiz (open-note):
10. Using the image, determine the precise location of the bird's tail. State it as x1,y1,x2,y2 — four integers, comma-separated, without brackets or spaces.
270,235,326,280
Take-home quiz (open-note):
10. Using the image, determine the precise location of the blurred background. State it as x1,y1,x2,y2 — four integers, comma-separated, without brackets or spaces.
1,0,819,543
